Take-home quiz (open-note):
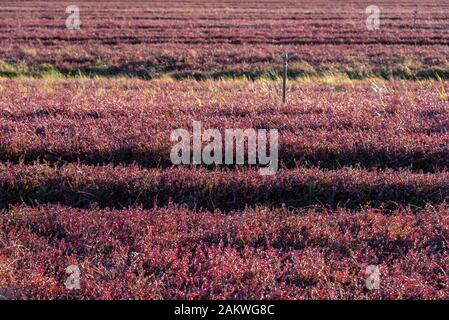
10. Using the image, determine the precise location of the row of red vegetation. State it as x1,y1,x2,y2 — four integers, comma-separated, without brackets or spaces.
0,80,448,171
0,163,448,211
0,204,447,299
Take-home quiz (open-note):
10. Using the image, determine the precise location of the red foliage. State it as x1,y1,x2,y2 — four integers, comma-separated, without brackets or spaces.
0,0,448,300
1,1,449,78
0,204,447,299
0,80,448,171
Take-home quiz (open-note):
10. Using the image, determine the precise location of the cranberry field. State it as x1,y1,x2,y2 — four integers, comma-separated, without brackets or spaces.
2,0,449,79
0,1,448,300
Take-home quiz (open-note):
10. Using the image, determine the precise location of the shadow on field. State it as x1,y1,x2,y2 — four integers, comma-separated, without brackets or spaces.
2,61,449,80
0,166,448,212
1,145,448,173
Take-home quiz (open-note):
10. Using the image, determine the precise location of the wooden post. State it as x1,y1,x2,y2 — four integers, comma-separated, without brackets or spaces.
282,53,289,103
413,9,418,28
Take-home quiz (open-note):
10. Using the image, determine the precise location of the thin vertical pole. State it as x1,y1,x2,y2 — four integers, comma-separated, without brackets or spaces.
413,9,417,28
282,53,288,103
